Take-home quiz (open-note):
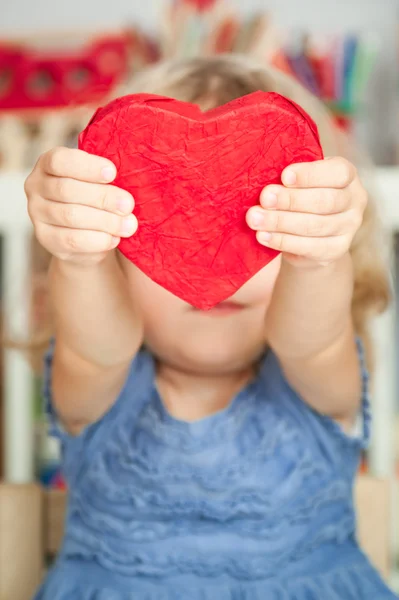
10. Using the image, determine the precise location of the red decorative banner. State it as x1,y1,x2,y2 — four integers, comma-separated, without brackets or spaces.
183,0,219,11
0,33,133,111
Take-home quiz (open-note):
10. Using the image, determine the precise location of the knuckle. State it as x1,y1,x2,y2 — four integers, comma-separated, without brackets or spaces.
316,189,337,215
24,173,33,197
26,192,42,225
115,216,125,236
286,189,295,211
313,193,325,215
65,230,82,252
96,232,113,252
27,196,36,222
34,223,46,246
61,203,78,227
46,147,63,174
99,187,111,211
276,234,287,252
269,211,281,232
351,211,363,232
54,176,68,201
305,216,324,237
304,170,313,188
326,189,339,213
336,158,355,187
277,188,288,210
296,168,309,188
295,165,309,188
103,213,119,236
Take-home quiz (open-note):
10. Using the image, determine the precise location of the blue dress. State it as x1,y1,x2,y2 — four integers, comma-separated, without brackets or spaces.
34,340,397,599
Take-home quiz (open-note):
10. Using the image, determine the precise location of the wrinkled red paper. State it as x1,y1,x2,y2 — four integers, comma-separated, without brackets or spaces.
79,91,323,309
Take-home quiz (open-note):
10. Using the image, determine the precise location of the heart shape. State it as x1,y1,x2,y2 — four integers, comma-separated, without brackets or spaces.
79,92,323,309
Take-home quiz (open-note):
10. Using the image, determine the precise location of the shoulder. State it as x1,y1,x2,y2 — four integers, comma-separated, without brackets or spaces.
43,343,155,482
257,340,371,468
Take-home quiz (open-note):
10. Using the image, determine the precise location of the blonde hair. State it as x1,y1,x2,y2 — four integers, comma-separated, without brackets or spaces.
29,54,390,368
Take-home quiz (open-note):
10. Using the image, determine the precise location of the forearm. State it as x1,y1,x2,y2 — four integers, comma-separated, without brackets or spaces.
265,253,354,359
50,252,143,368
265,253,360,420
49,252,143,430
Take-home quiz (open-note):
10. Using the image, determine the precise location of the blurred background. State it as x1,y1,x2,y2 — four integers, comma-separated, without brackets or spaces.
0,0,399,598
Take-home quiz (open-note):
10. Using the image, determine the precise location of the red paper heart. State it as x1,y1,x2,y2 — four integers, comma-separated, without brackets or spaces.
79,92,323,309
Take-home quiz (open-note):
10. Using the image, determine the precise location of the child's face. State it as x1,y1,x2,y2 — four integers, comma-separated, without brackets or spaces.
118,254,281,374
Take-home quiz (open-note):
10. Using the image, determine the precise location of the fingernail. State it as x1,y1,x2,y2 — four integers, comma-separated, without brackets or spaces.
250,210,264,227
111,236,120,247
283,169,296,186
121,216,136,236
263,192,278,208
259,232,272,243
101,166,116,182
117,196,133,214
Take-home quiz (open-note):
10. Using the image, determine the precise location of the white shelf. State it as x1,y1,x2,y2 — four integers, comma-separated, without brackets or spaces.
0,171,31,232
1,171,33,482
375,168,399,227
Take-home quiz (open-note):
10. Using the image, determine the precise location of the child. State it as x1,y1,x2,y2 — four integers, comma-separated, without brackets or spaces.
26,55,396,598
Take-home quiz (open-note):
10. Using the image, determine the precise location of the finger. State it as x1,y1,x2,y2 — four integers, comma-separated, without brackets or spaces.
281,157,356,189
259,185,351,215
42,177,134,215
40,147,116,183
39,200,138,238
247,207,357,238
36,222,120,255
256,230,348,261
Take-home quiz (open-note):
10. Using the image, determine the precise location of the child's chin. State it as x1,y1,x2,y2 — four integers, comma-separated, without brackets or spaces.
178,343,263,376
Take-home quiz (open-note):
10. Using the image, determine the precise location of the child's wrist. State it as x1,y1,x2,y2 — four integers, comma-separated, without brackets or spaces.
51,252,116,277
281,253,349,272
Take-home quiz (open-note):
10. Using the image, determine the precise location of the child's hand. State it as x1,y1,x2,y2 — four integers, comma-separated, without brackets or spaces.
25,147,137,266
246,157,367,267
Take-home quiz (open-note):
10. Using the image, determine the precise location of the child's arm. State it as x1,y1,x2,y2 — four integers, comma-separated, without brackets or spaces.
264,255,359,425
25,147,143,433
49,254,143,432
247,157,368,427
